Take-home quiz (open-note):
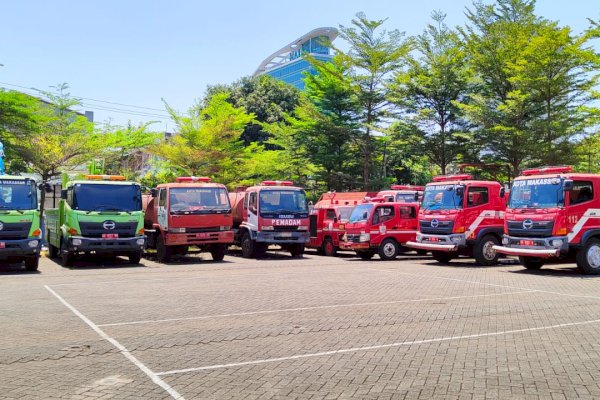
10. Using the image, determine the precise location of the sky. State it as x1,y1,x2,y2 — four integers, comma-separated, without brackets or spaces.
1,0,598,132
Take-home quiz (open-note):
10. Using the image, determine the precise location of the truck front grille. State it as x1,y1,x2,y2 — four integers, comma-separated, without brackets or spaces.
0,222,32,240
79,221,138,238
507,221,554,237
419,220,453,234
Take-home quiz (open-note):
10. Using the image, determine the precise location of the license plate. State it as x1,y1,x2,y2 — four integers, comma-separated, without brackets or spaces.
429,237,439,242
195,233,209,239
279,232,293,237
0,242,5,248
102,233,119,239
520,240,534,246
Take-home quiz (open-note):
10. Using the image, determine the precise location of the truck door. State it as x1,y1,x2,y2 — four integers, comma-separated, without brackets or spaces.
567,180,594,242
158,188,168,231
372,205,395,244
247,191,258,229
396,205,418,242
465,186,489,240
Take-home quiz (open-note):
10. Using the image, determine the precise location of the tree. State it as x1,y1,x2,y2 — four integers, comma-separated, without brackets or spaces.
333,12,412,188
391,11,472,174
0,89,38,173
150,92,254,184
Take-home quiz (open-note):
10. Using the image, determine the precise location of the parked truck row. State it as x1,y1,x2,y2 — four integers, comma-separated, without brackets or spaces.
4,165,600,275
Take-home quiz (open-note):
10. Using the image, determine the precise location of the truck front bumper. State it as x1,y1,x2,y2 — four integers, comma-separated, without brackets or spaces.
492,235,567,258
0,238,41,259
339,241,370,250
405,233,465,252
67,236,146,254
256,231,309,244
166,231,234,246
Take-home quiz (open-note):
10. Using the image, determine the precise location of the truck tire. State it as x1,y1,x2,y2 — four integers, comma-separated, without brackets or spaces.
156,236,171,263
48,243,58,259
322,237,337,257
519,256,544,270
290,244,304,258
357,250,374,260
473,234,500,266
576,238,600,275
128,252,142,264
431,251,454,264
378,238,399,261
61,240,74,267
24,256,39,271
241,233,256,258
210,244,226,261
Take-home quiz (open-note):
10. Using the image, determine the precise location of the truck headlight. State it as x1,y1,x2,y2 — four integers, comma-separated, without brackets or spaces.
220,226,231,231
341,234,347,242
262,226,274,231
359,233,370,242
72,239,82,246
551,239,563,248
450,236,462,243
416,233,422,241
28,240,39,248
136,238,145,245
297,226,308,231
169,228,185,233
502,237,509,245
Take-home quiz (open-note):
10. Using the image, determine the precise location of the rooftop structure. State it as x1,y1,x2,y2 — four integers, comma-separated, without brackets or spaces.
253,27,338,90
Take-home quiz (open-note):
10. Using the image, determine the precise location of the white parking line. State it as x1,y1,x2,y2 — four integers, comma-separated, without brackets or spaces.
374,269,600,301
44,286,185,400
97,290,534,327
155,317,600,375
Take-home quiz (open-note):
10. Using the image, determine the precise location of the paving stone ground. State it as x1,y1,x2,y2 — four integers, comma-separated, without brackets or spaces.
1,249,600,399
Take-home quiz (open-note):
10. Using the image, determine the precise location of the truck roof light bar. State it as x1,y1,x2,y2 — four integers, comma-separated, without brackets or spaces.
432,174,472,182
176,176,212,183
85,175,126,181
390,185,425,191
261,180,294,186
521,166,573,176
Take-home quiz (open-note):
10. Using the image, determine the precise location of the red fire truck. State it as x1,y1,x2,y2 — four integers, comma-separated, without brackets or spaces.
377,185,424,203
307,191,376,256
406,174,507,265
339,199,420,260
229,181,309,258
144,177,234,263
493,166,600,274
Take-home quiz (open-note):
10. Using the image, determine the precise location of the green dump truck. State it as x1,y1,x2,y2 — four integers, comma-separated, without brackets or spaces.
45,174,146,266
0,176,42,271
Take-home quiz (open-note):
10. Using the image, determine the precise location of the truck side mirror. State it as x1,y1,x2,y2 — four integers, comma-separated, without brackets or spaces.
563,180,574,191
61,189,68,199
414,193,419,201
455,186,464,197
150,188,158,198
500,187,506,198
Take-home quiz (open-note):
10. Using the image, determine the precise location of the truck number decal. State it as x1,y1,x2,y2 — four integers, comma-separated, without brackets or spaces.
568,215,579,224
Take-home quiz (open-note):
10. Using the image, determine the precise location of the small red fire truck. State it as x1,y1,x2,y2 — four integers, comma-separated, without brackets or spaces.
493,166,600,274
144,177,234,263
377,185,424,203
406,174,507,265
307,191,376,256
229,181,309,258
339,198,419,260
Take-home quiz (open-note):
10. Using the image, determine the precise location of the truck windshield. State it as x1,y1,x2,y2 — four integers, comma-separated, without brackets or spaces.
73,183,142,212
422,185,463,210
396,193,417,203
259,190,307,214
170,187,230,213
0,179,37,210
348,204,373,223
337,206,354,221
508,178,564,208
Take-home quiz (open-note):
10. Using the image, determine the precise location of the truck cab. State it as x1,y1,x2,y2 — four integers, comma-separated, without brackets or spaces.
339,199,419,260
0,176,42,271
307,191,376,256
493,166,600,274
377,185,424,203
144,176,233,263
45,175,146,266
229,181,309,258
406,174,506,265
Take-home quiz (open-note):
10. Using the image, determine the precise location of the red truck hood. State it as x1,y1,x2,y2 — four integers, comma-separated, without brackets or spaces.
505,208,560,221
420,208,460,216
170,213,233,228
344,221,369,234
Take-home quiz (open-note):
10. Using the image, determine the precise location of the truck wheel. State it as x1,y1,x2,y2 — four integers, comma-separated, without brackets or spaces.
322,237,337,257
576,238,600,275
378,238,399,261
519,256,544,270
156,236,171,263
241,233,256,258
290,244,304,258
210,244,226,261
128,252,142,264
473,234,500,266
357,251,374,260
61,240,74,267
24,256,39,271
431,251,453,264
48,243,58,259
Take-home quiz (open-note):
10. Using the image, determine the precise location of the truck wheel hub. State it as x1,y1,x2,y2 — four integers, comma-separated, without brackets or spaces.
483,241,496,260
586,245,600,269
383,243,395,257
